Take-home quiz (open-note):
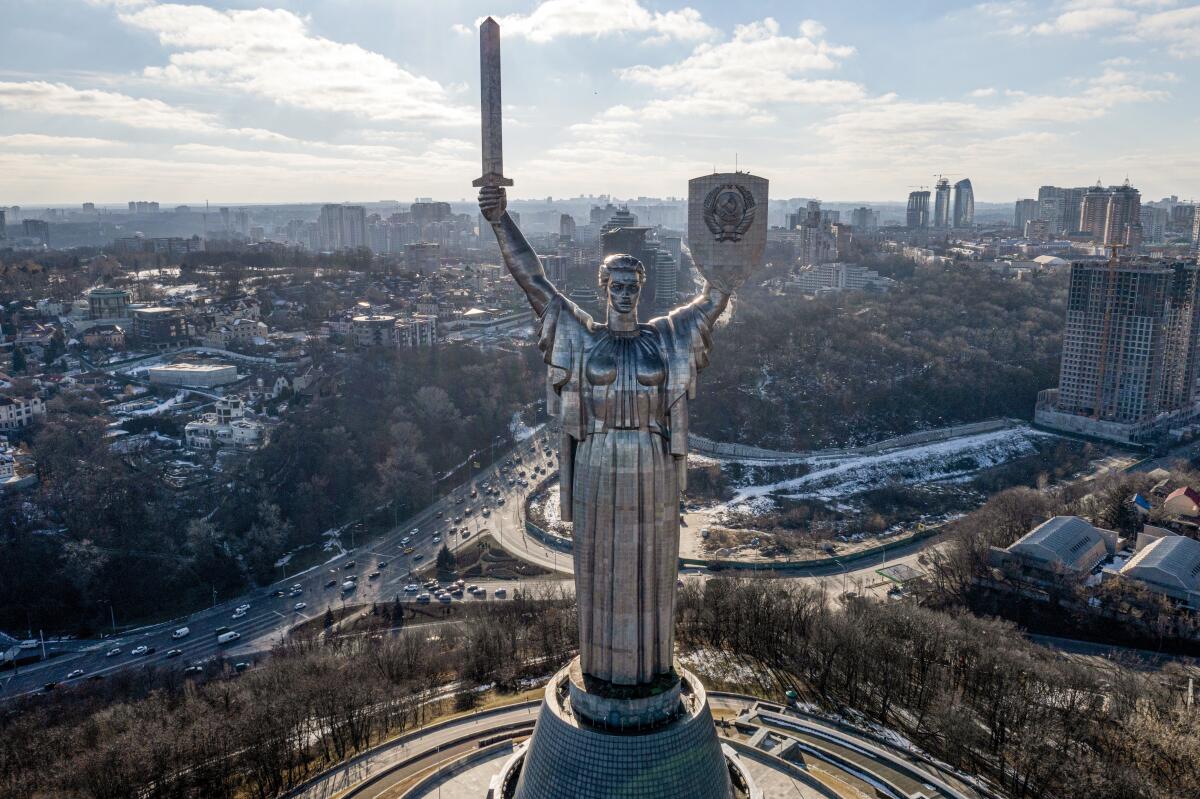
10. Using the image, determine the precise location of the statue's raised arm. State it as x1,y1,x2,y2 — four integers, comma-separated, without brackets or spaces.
479,186,557,316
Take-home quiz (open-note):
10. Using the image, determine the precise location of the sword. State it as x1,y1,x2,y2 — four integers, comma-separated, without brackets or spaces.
471,17,513,188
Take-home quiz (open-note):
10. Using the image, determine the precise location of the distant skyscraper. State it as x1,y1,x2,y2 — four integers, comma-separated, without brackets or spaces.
559,214,576,242
652,248,678,311
1080,181,1141,248
906,191,930,229
318,204,368,251
933,178,951,228
952,179,974,227
850,206,878,233
22,219,49,246
1014,199,1039,231
0,208,6,241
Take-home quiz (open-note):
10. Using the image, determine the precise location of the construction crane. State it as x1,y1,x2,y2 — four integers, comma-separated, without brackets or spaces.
1092,242,1127,420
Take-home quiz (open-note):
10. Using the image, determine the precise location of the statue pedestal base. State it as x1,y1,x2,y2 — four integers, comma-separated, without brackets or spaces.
488,657,757,799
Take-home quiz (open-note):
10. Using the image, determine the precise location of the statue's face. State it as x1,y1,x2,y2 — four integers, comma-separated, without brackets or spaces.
607,270,641,315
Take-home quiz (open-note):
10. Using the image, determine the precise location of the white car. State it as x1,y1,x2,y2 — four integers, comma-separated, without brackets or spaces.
400,536,411,545
294,602,307,611
131,645,149,656
106,647,121,657
232,610,247,619
236,603,251,613
404,584,419,593
432,536,441,543
416,593,431,604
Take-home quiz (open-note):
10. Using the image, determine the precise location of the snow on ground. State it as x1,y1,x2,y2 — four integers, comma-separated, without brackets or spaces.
129,390,187,417
509,411,536,442
724,425,1058,511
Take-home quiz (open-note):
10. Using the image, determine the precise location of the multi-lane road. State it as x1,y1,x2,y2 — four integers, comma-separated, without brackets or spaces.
2,430,564,698
5,426,947,699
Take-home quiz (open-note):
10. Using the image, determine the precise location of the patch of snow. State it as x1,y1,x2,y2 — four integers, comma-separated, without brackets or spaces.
509,411,535,442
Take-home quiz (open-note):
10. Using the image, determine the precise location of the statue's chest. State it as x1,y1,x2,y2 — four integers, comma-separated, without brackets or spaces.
584,331,666,389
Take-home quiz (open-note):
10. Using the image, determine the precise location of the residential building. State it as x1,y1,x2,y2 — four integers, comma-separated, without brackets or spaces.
21,219,49,246
1035,259,1200,443
1079,181,1142,248
405,242,440,274
906,191,930,229
933,178,951,228
113,235,204,256
318,204,368,251
787,262,893,295
81,324,125,349
1014,199,1039,231
1024,219,1051,241
1162,486,1200,518
131,307,186,348
850,207,878,234
953,179,974,228
185,396,264,450
0,441,14,481
86,287,132,320
147,363,238,388
0,395,46,430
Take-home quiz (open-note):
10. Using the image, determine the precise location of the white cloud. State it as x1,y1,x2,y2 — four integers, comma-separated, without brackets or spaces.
989,1,1200,57
116,3,471,123
0,133,122,149
970,87,998,97
617,18,863,122
482,0,714,43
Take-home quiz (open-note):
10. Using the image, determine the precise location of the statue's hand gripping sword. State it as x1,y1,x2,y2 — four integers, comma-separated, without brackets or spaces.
471,17,513,189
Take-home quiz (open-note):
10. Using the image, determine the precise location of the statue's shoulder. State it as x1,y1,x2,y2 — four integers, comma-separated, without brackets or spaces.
545,293,598,334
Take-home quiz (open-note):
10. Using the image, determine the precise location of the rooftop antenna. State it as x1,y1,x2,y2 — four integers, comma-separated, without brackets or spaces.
735,152,738,173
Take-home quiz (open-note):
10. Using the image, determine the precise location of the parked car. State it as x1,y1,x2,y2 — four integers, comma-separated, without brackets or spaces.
325,579,337,589
294,602,307,611
368,571,380,580
184,665,203,676
344,561,356,570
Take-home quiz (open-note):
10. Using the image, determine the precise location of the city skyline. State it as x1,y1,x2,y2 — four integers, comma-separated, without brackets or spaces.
1,0,1199,204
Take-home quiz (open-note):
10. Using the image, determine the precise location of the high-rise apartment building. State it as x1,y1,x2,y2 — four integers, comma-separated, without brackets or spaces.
0,208,6,241
952,178,974,227
850,206,878,234
906,191,930,229
1014,199,1039,231
22,219,49,246
1079,181,1141,248
933,178,951,228
559,214,576,243
318,204,368,251
1037,259,1200,442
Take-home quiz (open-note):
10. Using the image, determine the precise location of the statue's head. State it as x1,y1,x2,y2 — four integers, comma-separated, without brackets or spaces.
598,254,645,317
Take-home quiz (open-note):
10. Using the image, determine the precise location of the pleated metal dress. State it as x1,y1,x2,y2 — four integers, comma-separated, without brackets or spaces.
538,293,713,686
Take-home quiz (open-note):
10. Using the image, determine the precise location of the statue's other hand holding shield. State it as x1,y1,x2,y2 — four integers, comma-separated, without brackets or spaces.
689,176,768,296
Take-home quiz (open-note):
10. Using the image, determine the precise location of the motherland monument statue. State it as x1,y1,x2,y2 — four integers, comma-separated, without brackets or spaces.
474,17,767,799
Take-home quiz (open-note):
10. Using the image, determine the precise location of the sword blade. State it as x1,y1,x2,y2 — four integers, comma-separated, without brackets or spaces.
474,17,511,187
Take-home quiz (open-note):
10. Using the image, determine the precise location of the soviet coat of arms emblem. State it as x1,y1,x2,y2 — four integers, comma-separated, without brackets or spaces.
703,183,756,242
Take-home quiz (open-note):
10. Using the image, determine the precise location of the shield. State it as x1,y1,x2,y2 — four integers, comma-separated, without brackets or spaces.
688,172,768,294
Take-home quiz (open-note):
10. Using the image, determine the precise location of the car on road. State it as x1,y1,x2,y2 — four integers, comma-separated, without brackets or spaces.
341,580,356,591
234,662,249,672
232,610,247,619
368,571,380,580
166,649,182,658
273,589,286,597
343,561,356,570
217,631,241,644
172,627,190,639
184,665,203,676
400,536,411,545
432,536,441,543
325,579,337,589
378,561,388,568
482,509,491,517
413,553,424,562
42,682,57,692
66,669,85,679
494,588,508,598
236,603,251,613
438,594,452,604
106,647,121,657
131,645,149,656
416,593,431,604
294,602,307,611
461,530,472,539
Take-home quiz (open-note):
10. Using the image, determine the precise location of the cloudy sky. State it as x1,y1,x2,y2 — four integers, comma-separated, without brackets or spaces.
1,0,1197,205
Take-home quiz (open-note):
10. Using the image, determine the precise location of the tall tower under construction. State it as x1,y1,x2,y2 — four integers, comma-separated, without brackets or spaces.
1037,258,1200,442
